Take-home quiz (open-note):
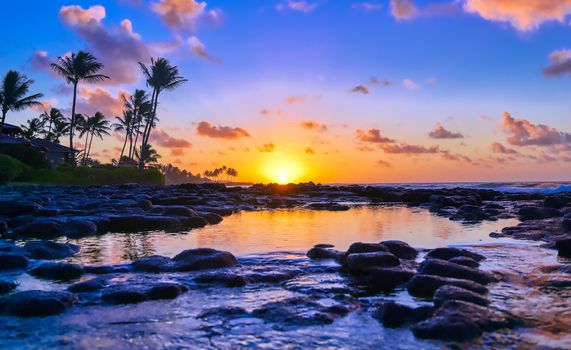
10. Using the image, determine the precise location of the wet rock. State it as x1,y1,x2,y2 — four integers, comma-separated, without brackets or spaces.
200,212,224,225
83,264,132,274
343,242,389,262
562,219,571,232
23,241,80,260
307,202,350,211
151,205,197,217
180,216,209,229
372,302,434,328
518,206,562,221
426,247,486,262
61,220,97,238
68,278,108,293
101,285,149,304
198,306,248,320
245,271,297,283
453,205,489,221
352,267,414,290
105,215,182,232
407,274,489,298
555,238,571,257
12,219,62,238
346,252,400,274
433,285,490,307
172,248,238,271
0,220,7,236
307,246,343,260
419,259,495,285
0,253,29,270
28,262,83,281
314,243,335,249
148,282,189,300
449,256,479,268
194,272,248,287
8,215,35,228
412,300,513,341
0,279,17,294
132,255,174,272
0,201,41,217
0,290,76,317
380,240,418,260
544,195,570,209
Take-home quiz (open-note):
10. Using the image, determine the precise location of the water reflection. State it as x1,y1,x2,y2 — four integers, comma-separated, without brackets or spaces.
67,205,518,266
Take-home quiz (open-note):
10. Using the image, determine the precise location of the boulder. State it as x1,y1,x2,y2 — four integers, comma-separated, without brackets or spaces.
24,241,80,260
68,278,108,293
306,246,343,260
407,274,489,298
555,238,571,258
105,215,182,232
373,302,434,328
0,290,76,317
0,253,29,270
101,285,149,304
28,262,83,281
346,252,400,274
194,272,248,287
0,279,17,294
449,256,479,268
380,240,418,260
148,282,189,300
307,202,350,211
61,220,97,238
352,267,414,290
454,205,489,221
200,213,224,225
426,247,485,262
433,285,490,307
518,206,562,221
132,255,174,272
13,219,62,237
172,248,238,271
0,201,41,217
419,259,495,285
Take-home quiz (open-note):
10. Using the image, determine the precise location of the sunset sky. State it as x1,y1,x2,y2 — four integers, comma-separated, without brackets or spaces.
2,0,571,183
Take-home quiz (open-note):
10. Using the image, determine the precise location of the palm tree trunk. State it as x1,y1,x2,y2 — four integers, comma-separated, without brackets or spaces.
0,109,7,135
131,121,141,159
86,132,95,162
139,88,158,170
46,120,52,140
69,81,78,165
82,133,89,166
118,127,129,166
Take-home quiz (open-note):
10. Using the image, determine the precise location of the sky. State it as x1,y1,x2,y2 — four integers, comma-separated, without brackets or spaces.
2,0,571,184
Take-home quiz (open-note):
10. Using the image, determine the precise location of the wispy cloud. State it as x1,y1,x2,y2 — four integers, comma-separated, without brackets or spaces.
301,120,327,132
356,129,395,143
502,112,571,146
276,1,319,13
428,123,464,139
196,121,251,139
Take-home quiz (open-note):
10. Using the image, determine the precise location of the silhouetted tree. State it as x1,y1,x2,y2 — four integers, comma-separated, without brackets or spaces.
0,70,44,133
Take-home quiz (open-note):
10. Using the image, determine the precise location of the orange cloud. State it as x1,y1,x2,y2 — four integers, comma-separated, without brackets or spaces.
258,143,276,153
301,120,327,132
196,121,251,139
502,112,571,146
464,0,571,31
77,87,129,117
543,49,571,77
151,0,222,33
377,159,392,168
149,129,192,148
490,142,518,154
380,143,440,154
356,129,395,143
429,123,464,139
305,147,315,155
187,36,219,63
391,0,417,20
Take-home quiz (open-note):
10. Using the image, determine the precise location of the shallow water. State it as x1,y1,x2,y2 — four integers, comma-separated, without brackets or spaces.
3,205,571,349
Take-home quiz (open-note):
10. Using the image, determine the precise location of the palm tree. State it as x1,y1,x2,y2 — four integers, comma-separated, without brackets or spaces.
50,51,109,162
50,118,70,144
0,70,44,133
135,143,160,168
124,89,151,160
40,108,65,142
21,117,45,140
79,112,110,165
112,110,134,165
138,57,187,169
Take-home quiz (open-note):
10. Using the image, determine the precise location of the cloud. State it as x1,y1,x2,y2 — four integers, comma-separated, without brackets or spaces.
356,145,375,152
543,49,571,77
440,150,473,163
464,0,571,31
284,95,320,104
429,123,464,139
356,129,395,143
377,159,392,168
170,148,185,156
301,120,327,132
29,51,53,73
258,143,276,153
196,121,251,139
149,129,192,148
380,143,440,154
187,36,219,63
260,108,282,116
390,0,459,20
305,147,316,155
350,85,370,94
30,99,58,113
76,87,129,116
151,0,222,33
501,112,571,146
276,1,319,13
58,5,151,86
402,79,420,90
490,142,518,154
369,76,392,86
352,2,383,12
390,0,418,20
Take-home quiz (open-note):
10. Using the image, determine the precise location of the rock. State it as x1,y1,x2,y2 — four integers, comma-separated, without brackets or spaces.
105,215,182,232
245,271,297,283
372,302,434,328
346,252,400,274
132,255,174,272
426,247,486,262
449,256,479,268
555,238,571,257
314,243,335,248
518,206,562,221
28,262,83,281
562,219,571,232
307,246,342,260
454,205,490,221
0,253,29,270
12,219,63,238
61,220,97,238
153,205,197,217
407,274,489,298
352,267,414,290
0,290,76,317
24,241,80,260
194,272,248,287
412,300,513,341
102,285,149,304
180,216,209,229
148,282,189,300
544,195,570,209
307,202,350,211
380,240,418,260
342,242,389,263
0,279,17,294
83,264,132,274
0,201,41,217
172,248,238,271
419,259,495,285
0,220,7,236
198,306,248,320
68,278,108,293
200,213,224,225
433,285,490,307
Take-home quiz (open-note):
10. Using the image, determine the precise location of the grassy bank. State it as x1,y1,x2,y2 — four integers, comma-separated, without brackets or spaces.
15,166,165,186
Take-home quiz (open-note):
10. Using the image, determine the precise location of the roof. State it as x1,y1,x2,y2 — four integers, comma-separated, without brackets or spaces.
0,134,28,145
1,123,24,134
30,139,74,154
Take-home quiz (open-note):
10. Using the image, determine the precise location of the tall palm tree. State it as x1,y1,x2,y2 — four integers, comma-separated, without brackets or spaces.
50,51,109,162
112,110,134,165
50,118,70,144
138,57,187,169
0,70,44,133
135,143,160,168
21,117,45,140
124,89,151,160
40,107,65,142
79,112,110,165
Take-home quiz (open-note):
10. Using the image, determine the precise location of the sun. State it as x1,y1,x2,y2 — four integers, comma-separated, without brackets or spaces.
261,156,304,184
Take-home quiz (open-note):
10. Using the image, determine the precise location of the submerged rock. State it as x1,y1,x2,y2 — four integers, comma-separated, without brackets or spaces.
68,278,108,293
28,262,83,281
173,248,238,271
346,251,400,274
352,267,414,290
101,285,149,304
0,290,77,317
380,240,418,260
419,259,495,285
407,274,489,298
0,279,17,294
433,285,490,307
373,302,434,328
426,247,486,262
307,245,343,260
518,206,561,221
24,241,80,260
449,256,480,268
555,238,571,257
0,253,29,270
194,272,248,287
147,282,189,300
132,255,175,273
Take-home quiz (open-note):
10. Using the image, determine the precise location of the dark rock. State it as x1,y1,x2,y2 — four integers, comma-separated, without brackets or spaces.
373,302,434,328
343,242,389,262
148,282,189,300
8,215,35,228
0,220,7,236
0,290,76,317
28,262,83,281
194,272,248,287
555,238,571,257
132,255,174,272
245,271,297,283
24,241,80,260
419,259,495,285
454,205,489,221
68,278,108,293
0,279,17,294
518,206,562,221
307,246,342,260
13,219,62,237
380,240,418,260
172,248,238,271
449,256,480,268
352,267,414,290
0,201,41,217
407,274,489,298
198,306,248,320
314,243,335,248
307,202,350,211
200,213,224,225
0,253,29,270
83,264,132,274
346,252,400,274
544,195,570,209
426,247,485,261
180,216,209,229
101,285,149,304
106,215,182,232
562,219,571,232
62,220,97,238
433,285,490,307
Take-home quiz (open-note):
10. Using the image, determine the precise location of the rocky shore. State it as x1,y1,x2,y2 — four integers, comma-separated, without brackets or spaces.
0,183,570,348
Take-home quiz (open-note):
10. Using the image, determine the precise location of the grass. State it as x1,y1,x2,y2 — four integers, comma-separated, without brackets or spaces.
16,166,165,186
